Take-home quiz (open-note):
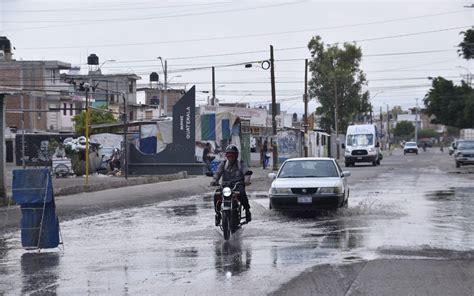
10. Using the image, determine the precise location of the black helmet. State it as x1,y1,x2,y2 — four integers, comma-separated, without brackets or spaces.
225,144,239,157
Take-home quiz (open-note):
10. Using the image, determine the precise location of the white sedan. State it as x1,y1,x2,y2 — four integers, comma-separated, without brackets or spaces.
268,158,351,211
403,142,419,155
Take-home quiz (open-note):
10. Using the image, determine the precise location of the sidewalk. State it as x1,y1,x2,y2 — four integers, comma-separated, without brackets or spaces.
2,162,273,203
2,163,190,200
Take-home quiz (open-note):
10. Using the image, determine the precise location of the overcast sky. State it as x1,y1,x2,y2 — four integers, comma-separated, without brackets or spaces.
0,0,472,115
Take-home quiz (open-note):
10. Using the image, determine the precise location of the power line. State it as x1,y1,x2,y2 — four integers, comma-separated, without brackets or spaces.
1,2,230,13
16,11,469,50
8,1,304,30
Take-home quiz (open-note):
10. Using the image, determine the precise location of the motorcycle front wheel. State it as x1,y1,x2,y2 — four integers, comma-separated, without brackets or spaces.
222,211,231,240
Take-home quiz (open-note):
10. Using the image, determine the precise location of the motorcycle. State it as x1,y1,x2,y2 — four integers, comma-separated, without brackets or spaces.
211,171,252,240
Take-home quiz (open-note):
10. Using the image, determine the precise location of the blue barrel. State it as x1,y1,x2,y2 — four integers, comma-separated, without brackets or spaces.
12,169,60,249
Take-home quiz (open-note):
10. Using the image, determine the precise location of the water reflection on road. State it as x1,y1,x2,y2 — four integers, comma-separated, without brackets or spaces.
0,166,473,295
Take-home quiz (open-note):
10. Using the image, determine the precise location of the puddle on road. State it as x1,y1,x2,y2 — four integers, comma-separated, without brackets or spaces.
1,170,473,295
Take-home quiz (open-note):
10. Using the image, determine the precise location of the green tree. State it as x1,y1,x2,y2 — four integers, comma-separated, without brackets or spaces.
393,121,415,140
458,29,474,60
72,107,118,136
423,77,474,128
307,36,369,133
418,128,438,139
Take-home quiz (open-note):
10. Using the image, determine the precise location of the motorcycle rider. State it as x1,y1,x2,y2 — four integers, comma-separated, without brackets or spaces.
210,144,252,225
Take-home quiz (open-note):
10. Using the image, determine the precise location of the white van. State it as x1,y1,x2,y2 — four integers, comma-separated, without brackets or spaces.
343,124,380,167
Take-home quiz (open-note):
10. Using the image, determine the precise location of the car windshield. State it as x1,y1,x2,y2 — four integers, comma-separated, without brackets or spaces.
347,134,374,146
278,160,339,178
457,141,474,150
405,142,417,147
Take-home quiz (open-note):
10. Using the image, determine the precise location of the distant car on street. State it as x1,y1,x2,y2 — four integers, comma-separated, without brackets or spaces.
268,157,350,211
404,142,418,155
454,140,474,168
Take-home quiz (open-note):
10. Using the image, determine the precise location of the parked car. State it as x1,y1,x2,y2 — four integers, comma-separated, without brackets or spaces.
268,157,350,211
403,142,419,155
454,140,474,168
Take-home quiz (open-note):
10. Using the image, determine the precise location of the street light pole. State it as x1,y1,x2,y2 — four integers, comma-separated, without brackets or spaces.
158,57,168,116
164,60,168,115
334,73,339,160
270,45,278,171
415,98,419,143
303,58,309,157
211,66,216,106
0,94,5,205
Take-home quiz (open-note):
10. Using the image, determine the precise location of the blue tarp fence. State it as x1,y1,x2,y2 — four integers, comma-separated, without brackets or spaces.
12,169,60,249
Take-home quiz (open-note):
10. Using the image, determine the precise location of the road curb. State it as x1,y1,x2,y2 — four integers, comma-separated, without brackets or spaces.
54,171,189,196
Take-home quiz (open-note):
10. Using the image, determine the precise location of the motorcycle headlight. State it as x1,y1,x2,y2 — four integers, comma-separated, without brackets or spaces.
318,187,340,194
222,187,232,197
270,187,292,195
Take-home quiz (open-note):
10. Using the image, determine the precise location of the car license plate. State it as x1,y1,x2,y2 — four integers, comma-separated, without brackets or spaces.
297,196,312,204
357,156,362,160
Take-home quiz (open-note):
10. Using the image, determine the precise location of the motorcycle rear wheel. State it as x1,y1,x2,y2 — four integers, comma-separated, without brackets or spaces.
222,211,231,240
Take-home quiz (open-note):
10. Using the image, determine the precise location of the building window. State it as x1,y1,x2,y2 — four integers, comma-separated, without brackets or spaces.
63,103,67,116
51,69,56,84
36,97,42,118
70,104,73,116
145,110,153,120
129,81,134,93
110,94,115,103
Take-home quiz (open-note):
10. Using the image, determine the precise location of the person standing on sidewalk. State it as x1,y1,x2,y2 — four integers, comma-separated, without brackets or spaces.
262,139,269,169
202,142,215,173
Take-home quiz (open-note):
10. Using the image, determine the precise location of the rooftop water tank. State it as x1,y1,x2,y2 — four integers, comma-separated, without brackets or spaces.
87,54,99,65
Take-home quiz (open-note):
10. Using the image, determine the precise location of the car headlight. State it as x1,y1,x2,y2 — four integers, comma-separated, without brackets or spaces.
369,147,375,152
222,187,232,197
318,187,340,194
270,187,292,195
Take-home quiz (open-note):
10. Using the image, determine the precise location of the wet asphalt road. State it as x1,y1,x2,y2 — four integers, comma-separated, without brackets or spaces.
0,148,473,295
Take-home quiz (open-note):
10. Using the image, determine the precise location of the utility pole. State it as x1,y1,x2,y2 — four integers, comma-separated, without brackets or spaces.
21,94,25,168
303,58,309,157
85,87,90,185
334,74,339,160
270,45,278,171
380,106,383,150
211,66,216,106
123,94,128,179
0,94,5,205
386,104,390,150
163,60,168,116
415,98,419,143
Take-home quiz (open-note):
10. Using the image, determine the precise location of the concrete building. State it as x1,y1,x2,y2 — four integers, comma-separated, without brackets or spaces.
62,72,141,120
142,88,185,116
0,37,74,133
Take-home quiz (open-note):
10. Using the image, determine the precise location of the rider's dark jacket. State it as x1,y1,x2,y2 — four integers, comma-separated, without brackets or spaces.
212,159,249,185
212,159,250,210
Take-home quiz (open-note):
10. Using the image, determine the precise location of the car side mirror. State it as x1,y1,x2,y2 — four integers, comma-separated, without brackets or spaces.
341,171,351,178
268,172,276,180
341,143,346,149
375,142,380,148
